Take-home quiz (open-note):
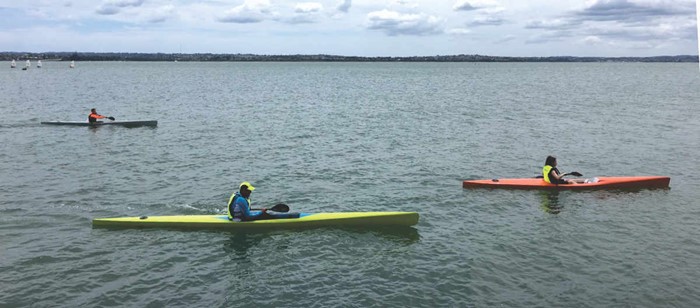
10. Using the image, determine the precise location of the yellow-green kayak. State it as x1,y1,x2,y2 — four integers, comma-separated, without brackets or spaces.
92,212,419,230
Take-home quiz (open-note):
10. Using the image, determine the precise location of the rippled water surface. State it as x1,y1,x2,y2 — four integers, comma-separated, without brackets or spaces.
2,61,700,307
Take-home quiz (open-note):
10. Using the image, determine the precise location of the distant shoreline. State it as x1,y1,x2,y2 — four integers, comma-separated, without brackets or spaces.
1,52,697,63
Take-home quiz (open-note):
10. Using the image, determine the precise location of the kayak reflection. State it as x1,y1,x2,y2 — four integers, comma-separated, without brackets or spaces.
539,191,562,214
338,226,420,244
223,231,267,262
222,226,420,259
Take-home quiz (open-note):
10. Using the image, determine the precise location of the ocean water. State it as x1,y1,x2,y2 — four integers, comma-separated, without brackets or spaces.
1,61,700,307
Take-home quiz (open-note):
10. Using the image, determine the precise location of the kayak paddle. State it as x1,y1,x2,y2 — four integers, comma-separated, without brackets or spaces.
252,203,289,213
563,171,583,177
534,171,583,178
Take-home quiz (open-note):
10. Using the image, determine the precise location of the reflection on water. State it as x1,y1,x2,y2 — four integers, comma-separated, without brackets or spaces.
223,231,266,261
539,191,561,214
222,226,420,260
340,226,421,244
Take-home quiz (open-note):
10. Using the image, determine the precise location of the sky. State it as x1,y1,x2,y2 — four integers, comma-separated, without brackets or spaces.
0,0,697,57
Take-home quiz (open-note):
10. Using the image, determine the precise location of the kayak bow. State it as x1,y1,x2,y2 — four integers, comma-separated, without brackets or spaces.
462,176,670,190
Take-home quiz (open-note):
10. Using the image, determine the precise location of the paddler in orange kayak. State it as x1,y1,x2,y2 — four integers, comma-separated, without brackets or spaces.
88,108,115,123
543,156,584,184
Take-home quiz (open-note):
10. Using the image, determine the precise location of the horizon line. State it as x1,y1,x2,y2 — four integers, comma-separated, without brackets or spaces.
1,51,698,58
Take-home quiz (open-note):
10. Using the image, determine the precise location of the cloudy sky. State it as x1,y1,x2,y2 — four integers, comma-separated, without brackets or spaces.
0,0,697,57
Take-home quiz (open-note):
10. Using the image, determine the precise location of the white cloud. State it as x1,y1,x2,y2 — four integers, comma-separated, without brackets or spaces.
0,0,696,57
285,2,324,24
391,0,419,9
96,5,120,15
218,0,275,23
453,1,476,11
453,0,500,11
525,18,578,30
493,34,516,43
366,9,443,36
109,0,144,8
95,0,144,15
447,28,471,35
583,35,602,44
336,0,351,13
521,0,696,52
295,2,323,13
145,5,175,23
468,14,506,26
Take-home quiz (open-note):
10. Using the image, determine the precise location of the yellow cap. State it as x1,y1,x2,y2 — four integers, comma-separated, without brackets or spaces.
239,181,255,191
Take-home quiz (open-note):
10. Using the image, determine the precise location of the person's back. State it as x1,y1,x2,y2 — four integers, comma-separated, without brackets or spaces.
228,182,266,221
543,155,570,184
88,108,114,123
228,191,253,221
88,109,103,123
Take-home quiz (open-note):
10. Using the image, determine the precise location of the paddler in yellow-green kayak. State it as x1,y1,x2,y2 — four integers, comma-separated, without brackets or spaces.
227,182,298,221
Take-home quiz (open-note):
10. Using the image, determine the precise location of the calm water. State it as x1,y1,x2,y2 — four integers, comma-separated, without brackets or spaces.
1,61,700,307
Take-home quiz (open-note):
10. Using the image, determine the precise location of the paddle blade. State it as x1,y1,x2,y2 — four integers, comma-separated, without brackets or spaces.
270,203,290,212
569,171,583,177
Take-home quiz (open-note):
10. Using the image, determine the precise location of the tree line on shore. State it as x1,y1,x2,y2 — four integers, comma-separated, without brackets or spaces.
1,51,696,62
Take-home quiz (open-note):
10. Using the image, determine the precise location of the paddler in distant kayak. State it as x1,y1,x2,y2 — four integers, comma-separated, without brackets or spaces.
88,108,115,123
227,182,300,221
543,156,583,184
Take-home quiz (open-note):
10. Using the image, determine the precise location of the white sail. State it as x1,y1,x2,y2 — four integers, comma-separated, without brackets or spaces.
11,60,16,68
26,60,31,67
37,60,42,68
69,60,75,68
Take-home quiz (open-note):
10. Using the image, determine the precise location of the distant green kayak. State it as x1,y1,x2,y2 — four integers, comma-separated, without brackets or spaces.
93,212,419,230
41,120,157,128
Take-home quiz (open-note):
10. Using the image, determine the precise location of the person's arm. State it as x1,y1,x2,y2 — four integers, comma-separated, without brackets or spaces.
549,169,563,182
237,198,268,220
550,169,575,184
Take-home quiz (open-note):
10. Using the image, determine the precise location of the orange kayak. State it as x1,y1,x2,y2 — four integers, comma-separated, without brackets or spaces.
462,176,670,190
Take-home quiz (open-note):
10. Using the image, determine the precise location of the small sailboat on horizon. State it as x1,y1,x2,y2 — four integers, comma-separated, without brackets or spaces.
37,60,42,68
11,59,16,68
69,60,75,68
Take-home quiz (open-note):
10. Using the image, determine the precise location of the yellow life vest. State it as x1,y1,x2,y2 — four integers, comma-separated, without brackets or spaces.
542,165,553,183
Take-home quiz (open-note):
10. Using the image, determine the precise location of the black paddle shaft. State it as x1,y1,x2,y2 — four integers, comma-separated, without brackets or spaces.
251,203,290,213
